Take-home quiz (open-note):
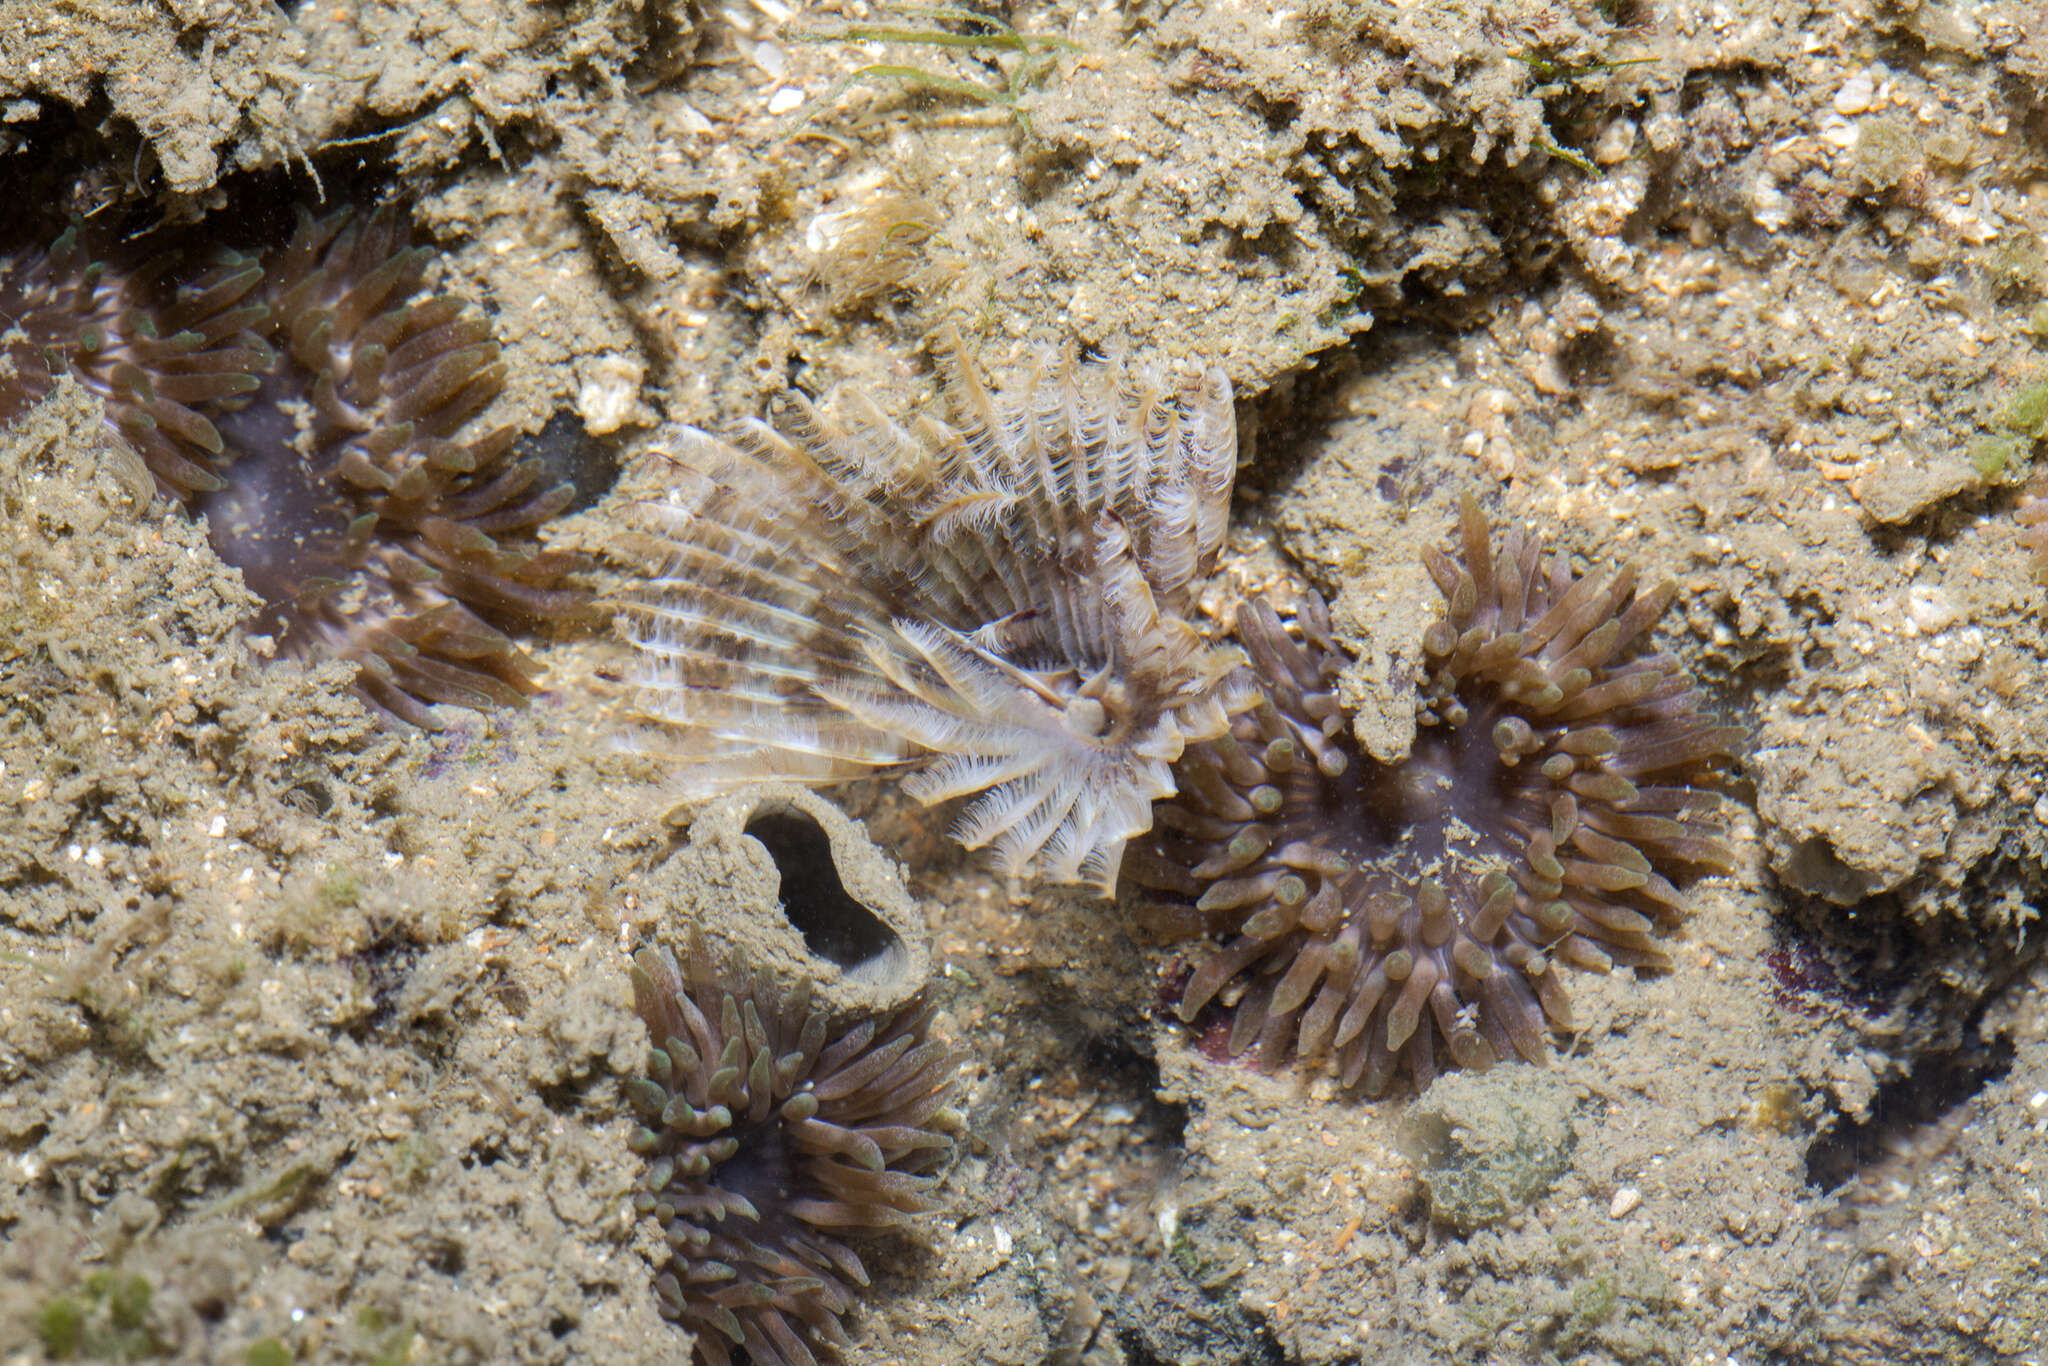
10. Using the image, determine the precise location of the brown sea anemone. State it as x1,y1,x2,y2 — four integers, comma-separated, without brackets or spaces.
0,223,269,493
615,339,1248,891
1,202,588,726
628,938,962,1366
1122,497,1742,1094
198,205,585,725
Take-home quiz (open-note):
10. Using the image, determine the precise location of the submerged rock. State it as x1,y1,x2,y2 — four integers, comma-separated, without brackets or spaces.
1399,1064,1581,1232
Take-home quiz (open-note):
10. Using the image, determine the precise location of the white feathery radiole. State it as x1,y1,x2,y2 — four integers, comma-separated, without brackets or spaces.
611,334,1246,892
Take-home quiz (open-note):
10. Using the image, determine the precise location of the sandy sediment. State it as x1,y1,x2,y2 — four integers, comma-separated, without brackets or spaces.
5,0,2048,1362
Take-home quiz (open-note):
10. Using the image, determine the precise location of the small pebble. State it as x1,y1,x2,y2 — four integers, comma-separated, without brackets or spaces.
1610,1187,1642,1218
1751,178,1792,232
749,39,786,81
1834,71,1876,116
576,354,644,435
1591,120,1636,166
1906,585,1956,634
1820,114,1859,150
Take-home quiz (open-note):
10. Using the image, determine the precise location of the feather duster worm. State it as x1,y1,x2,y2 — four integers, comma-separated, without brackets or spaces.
0,205,585,726
628,939,961,1366
616,343,1247,891
1122,498,1742,1094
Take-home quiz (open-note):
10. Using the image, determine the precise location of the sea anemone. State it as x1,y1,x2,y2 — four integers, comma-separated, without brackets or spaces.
198,205,585,725
1,203,587,726
616,339,1247,891
1122,496,1742,1094
0,224,269,493
627,938,961,1366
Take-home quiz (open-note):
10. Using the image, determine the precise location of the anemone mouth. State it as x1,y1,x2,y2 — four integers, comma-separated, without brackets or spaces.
1123,496,1743,1095
627,937,961,1366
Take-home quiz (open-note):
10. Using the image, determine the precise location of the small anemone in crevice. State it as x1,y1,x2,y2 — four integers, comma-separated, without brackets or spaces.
1122,496,1744,1095
0,200,590,727
627,936,962,1366
614,335,1249,892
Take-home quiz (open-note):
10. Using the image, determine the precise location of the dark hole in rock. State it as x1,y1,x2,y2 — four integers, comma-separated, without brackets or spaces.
743,806,904,978
513,410,622,515
1558,327,1618,387
1804,1038,2013,1195
425,1237,466,1275
286,779,332,815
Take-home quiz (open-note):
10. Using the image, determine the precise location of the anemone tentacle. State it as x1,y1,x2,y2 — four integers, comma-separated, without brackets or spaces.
1,225,271,495
198,204,585,726
2,201,589,728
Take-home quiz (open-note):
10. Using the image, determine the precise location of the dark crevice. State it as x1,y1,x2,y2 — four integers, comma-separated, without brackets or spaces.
484,892,519,930
1116,1329,1288,1366
423,1237,466,1275
532,1073,604,1115
1769,873,2046,1062
743,806,904,975
1082,1032,1187,1152
512,410,621,514
1804,1037,2013,1194
342,918,426,1039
